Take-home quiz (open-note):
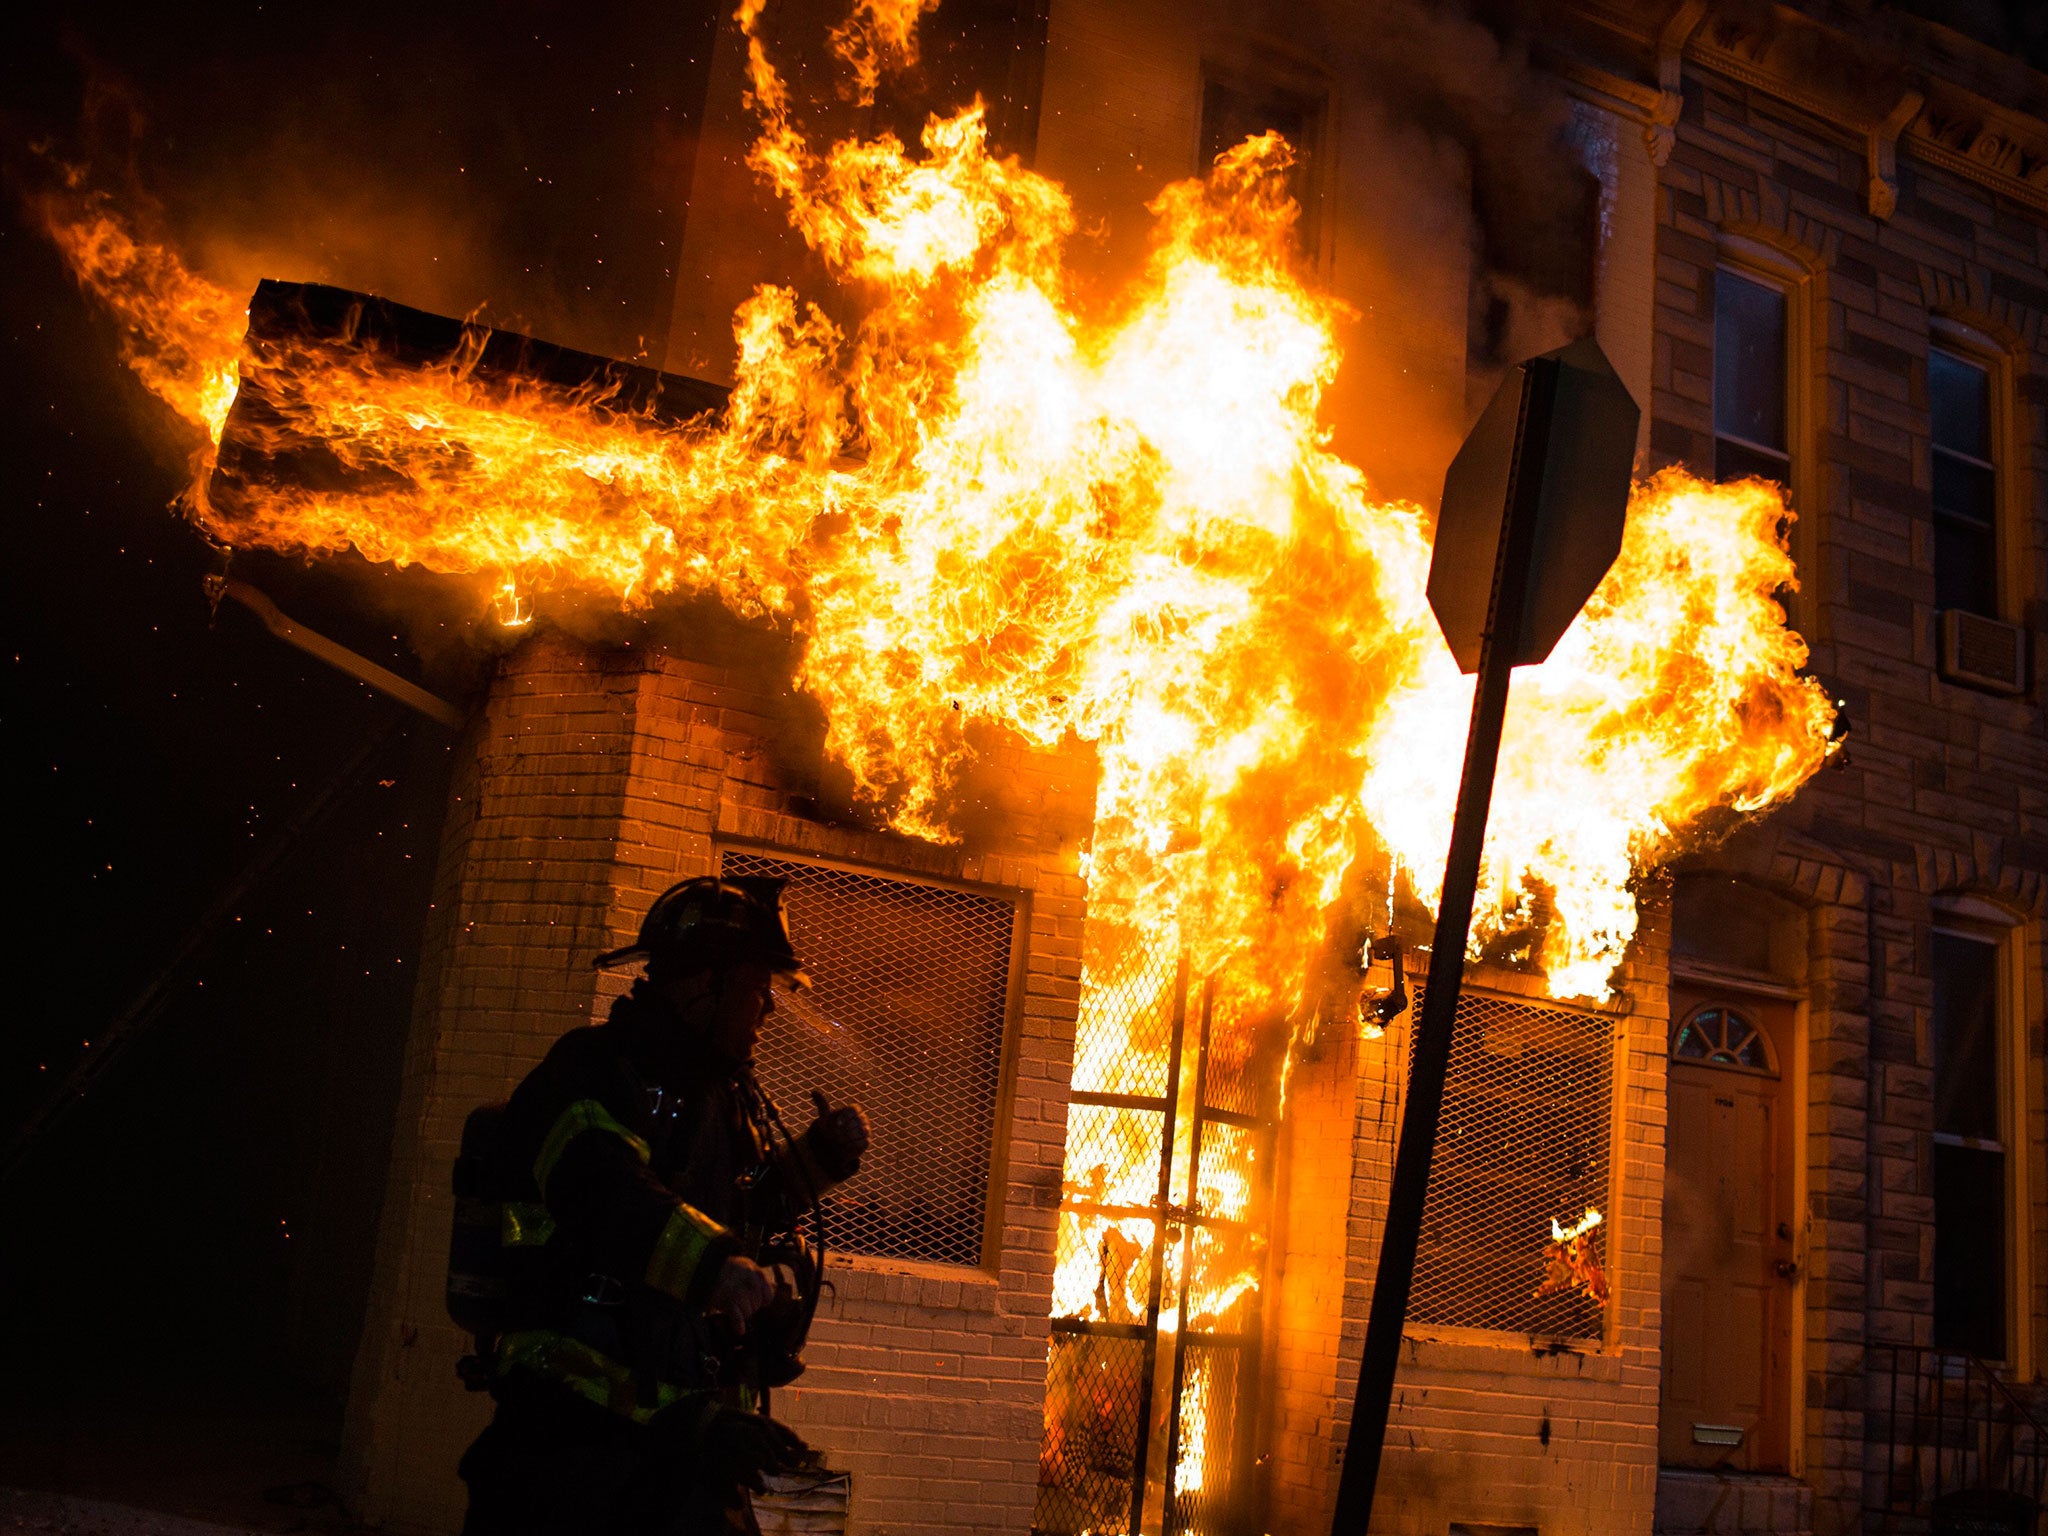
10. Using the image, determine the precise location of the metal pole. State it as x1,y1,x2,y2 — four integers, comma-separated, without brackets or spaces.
1162,978,1215,1533
1129,947,1192,1535
1331,360,1558,1534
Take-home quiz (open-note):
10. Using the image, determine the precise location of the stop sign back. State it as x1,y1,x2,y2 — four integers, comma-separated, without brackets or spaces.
1427,335,1641,673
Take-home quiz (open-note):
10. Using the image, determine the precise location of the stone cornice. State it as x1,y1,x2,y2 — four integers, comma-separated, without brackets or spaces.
1558,0,2048,218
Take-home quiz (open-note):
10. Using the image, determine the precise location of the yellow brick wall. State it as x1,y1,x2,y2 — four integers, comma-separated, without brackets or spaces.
339,634,1091,1535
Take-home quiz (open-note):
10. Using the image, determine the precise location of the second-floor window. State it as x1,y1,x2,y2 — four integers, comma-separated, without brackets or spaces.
1930,347,1999,617
1199,73,1325,255
1714,267,1791,487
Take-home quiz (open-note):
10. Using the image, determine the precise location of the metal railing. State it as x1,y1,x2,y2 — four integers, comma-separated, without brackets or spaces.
1872,1344,2048,1531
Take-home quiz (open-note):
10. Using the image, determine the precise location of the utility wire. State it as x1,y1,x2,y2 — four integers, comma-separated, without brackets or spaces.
1,707,408,1184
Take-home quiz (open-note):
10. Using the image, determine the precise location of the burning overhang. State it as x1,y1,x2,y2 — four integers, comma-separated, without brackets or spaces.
200,278,736,627
211,278,731,516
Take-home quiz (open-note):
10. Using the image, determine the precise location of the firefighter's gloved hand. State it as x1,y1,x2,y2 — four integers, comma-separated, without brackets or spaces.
805,1090,870,1182
706,1255,775,1332
700,1407,814,1493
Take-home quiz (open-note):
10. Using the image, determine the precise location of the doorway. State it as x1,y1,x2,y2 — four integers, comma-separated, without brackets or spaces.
1659,985,1798,1471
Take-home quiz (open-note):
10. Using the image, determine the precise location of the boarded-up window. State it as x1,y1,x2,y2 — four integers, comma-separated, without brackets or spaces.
1408,987,1613,1338
720,849,1017,1267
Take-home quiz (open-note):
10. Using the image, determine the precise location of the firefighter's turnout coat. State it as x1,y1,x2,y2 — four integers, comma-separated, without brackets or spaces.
459,983,840,1532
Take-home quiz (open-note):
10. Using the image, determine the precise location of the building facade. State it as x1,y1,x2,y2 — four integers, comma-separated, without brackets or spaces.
336,4,2048,1534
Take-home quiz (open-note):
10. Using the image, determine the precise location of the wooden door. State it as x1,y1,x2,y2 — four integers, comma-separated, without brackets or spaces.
1659,987,1796,1471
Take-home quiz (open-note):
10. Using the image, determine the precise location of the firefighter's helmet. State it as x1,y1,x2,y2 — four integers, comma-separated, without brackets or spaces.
594,875,811,989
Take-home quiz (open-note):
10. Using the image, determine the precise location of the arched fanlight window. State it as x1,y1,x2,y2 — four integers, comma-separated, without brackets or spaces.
1670,1005,1774,1073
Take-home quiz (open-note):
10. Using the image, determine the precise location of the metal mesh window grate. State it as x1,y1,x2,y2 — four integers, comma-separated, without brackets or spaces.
720,850,1017,1267
1038,1332,1148,1534
1408,985,1612,1338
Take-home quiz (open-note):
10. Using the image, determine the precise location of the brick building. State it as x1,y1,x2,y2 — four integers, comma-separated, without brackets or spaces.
333,3,2048,1534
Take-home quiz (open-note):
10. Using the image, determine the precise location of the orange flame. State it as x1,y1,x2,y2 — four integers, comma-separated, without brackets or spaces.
32,14,1835,1010
34,175,243,443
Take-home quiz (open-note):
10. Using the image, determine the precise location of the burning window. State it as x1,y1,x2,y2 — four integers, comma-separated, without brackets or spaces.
1407,987,1612,1339
720,849,1018,1267
1199,71,1326,254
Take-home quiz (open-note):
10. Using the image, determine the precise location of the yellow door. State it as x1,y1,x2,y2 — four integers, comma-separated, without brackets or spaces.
1659,988,1795,1471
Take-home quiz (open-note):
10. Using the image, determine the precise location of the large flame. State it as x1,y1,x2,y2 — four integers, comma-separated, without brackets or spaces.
38,6,1835,1505
32,96,1833,1011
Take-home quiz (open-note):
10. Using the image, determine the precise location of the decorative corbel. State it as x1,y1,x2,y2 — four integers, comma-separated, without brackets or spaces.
1647,0,1710,167
1866,90,1923,220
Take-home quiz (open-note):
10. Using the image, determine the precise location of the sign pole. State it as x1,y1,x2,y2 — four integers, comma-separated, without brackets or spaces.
1329,361,1559,1534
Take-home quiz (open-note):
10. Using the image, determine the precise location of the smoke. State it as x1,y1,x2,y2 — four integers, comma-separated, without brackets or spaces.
1261,0,1606,495
11,5,719,366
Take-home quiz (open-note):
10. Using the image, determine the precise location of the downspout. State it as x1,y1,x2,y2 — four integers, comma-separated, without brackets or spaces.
206,575,466,729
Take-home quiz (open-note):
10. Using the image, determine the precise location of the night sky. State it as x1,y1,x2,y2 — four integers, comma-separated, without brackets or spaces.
0,0,720,1484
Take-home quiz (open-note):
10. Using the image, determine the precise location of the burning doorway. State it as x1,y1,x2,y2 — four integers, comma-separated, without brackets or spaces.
1036,941,1282,1536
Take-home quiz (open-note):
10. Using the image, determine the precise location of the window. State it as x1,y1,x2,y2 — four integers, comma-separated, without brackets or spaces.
1409,987,1612,1338
1714,267,1791,487
1671,1005,1773,1072
1198,72,1326,253
719,849,1018,1267
1930,347,1999,617
1931,928,2006,1358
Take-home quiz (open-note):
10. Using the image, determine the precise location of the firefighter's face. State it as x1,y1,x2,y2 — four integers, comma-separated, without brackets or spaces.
712,962,777,1061
653,957,778,1062
658,960,775,1062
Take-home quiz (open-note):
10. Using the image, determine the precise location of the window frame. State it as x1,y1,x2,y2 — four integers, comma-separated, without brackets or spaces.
1712,237,1820,633
1927,319,2020,624
1929,900,2032,1371
1711,266,1793,483
1669,1002,1780,1076
714,840,1033,1275
1195,52,1333,268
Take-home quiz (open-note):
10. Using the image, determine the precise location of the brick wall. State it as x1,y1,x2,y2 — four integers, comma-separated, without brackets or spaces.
1265,934,1670,1536
339,632,1089,1535
341,636,643,1534
1652,60,2048,1535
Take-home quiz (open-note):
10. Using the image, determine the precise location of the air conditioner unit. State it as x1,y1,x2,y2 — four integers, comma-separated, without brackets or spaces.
1940,609,2027,695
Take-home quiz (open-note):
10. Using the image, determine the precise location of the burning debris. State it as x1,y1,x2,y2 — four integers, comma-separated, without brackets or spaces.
1534,1207,1609,1308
